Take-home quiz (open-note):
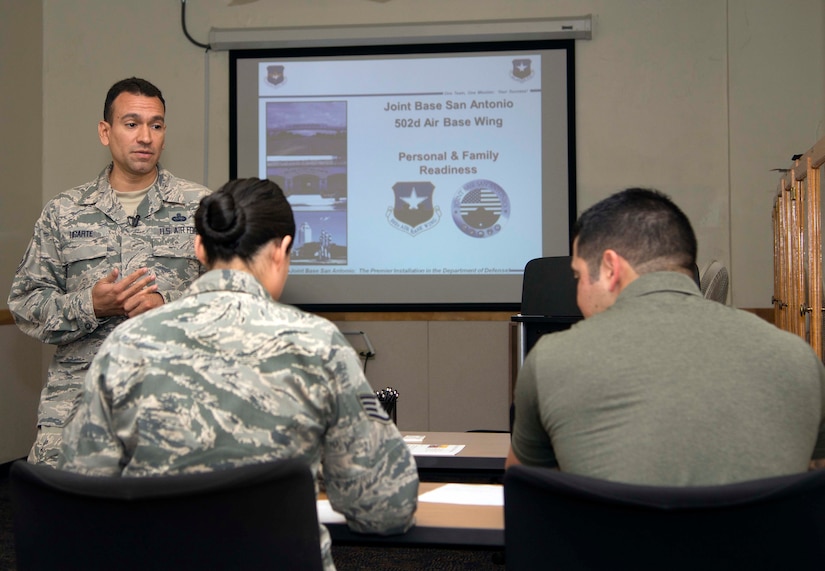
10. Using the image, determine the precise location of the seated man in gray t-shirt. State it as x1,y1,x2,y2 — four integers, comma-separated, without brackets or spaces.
507,187,825,486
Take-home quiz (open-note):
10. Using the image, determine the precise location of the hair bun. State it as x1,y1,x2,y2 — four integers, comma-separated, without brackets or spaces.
200,192,246,246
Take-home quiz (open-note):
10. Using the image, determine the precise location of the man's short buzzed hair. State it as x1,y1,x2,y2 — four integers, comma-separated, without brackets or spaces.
103,77,165,124
573,187,697,281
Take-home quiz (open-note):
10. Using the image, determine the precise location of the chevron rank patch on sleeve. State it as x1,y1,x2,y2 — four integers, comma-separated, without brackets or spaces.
358,393,391,422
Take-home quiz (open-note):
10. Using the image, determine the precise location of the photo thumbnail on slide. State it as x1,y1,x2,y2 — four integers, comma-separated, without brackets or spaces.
264,100,348,266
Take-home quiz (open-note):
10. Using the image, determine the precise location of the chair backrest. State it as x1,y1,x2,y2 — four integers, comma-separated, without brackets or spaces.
520,256,582,318
11,458,323,571
504,465,825,571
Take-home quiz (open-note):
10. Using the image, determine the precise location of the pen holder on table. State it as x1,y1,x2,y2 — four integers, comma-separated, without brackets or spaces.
375,387,398,424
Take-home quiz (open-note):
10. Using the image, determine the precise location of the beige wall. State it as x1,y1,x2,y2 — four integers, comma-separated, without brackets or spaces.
1,0,44,463
2,0,824,459
728,0,825,309
1,0,43,294
332,320,512,432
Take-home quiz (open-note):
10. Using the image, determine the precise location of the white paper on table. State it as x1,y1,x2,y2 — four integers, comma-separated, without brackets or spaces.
406,443,465,456
418,483,504,506
317,499,347,524
403,434,426,442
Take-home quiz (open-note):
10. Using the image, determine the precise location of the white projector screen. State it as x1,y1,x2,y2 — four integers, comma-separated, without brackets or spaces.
230,39,576,311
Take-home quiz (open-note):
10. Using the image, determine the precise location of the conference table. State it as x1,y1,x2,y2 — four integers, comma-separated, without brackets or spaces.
401,431,511,483
320,431,510,548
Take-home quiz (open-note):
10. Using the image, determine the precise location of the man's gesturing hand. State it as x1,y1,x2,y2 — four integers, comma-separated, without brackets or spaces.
92,268,162,318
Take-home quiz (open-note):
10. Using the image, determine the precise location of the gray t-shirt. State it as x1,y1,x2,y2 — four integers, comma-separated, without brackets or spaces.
511,271,825,486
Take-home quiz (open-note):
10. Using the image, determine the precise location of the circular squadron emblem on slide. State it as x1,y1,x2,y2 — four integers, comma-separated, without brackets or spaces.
451,179,510,238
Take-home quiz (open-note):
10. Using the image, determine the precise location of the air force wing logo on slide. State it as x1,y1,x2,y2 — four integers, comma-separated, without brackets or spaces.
386,181,441,236
511,59,533,81
452,179,510,238
266,65,285,86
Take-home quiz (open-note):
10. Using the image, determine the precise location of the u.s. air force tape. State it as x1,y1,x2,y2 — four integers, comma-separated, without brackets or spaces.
358,394,391,422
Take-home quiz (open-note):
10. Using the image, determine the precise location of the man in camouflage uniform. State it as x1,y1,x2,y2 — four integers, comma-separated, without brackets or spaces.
59,268,419,570
8,77,210,466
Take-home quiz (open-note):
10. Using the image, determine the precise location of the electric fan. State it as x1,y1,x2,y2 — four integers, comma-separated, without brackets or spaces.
699,260,729,304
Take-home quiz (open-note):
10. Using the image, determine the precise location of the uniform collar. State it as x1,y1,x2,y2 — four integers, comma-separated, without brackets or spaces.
76,163,184,220
186,269,273,301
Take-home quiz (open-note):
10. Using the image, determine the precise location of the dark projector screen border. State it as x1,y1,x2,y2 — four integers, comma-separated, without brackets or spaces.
229,39,577,312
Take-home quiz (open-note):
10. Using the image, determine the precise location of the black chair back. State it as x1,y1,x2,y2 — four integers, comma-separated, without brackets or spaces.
504,465,825,571
11,458,323,571
520,256,582,318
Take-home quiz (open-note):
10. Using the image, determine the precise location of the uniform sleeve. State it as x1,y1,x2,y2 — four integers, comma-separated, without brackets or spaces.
157,287,185,304
8,205,100,346
156,254,206,304
321,335,419,535
58,340,128,475
510,347,559,468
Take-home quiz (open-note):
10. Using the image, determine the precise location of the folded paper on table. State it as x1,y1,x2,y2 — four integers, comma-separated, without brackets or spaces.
418,483,504,506
407,444,465,456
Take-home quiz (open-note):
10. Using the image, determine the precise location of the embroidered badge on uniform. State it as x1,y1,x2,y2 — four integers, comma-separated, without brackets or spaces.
358,394,391,422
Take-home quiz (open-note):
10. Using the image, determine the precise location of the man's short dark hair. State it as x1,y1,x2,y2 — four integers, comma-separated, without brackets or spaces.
573,187,697,280
103,77,165,124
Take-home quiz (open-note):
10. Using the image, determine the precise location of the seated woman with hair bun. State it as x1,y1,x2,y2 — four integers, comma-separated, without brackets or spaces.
59,178,419,571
